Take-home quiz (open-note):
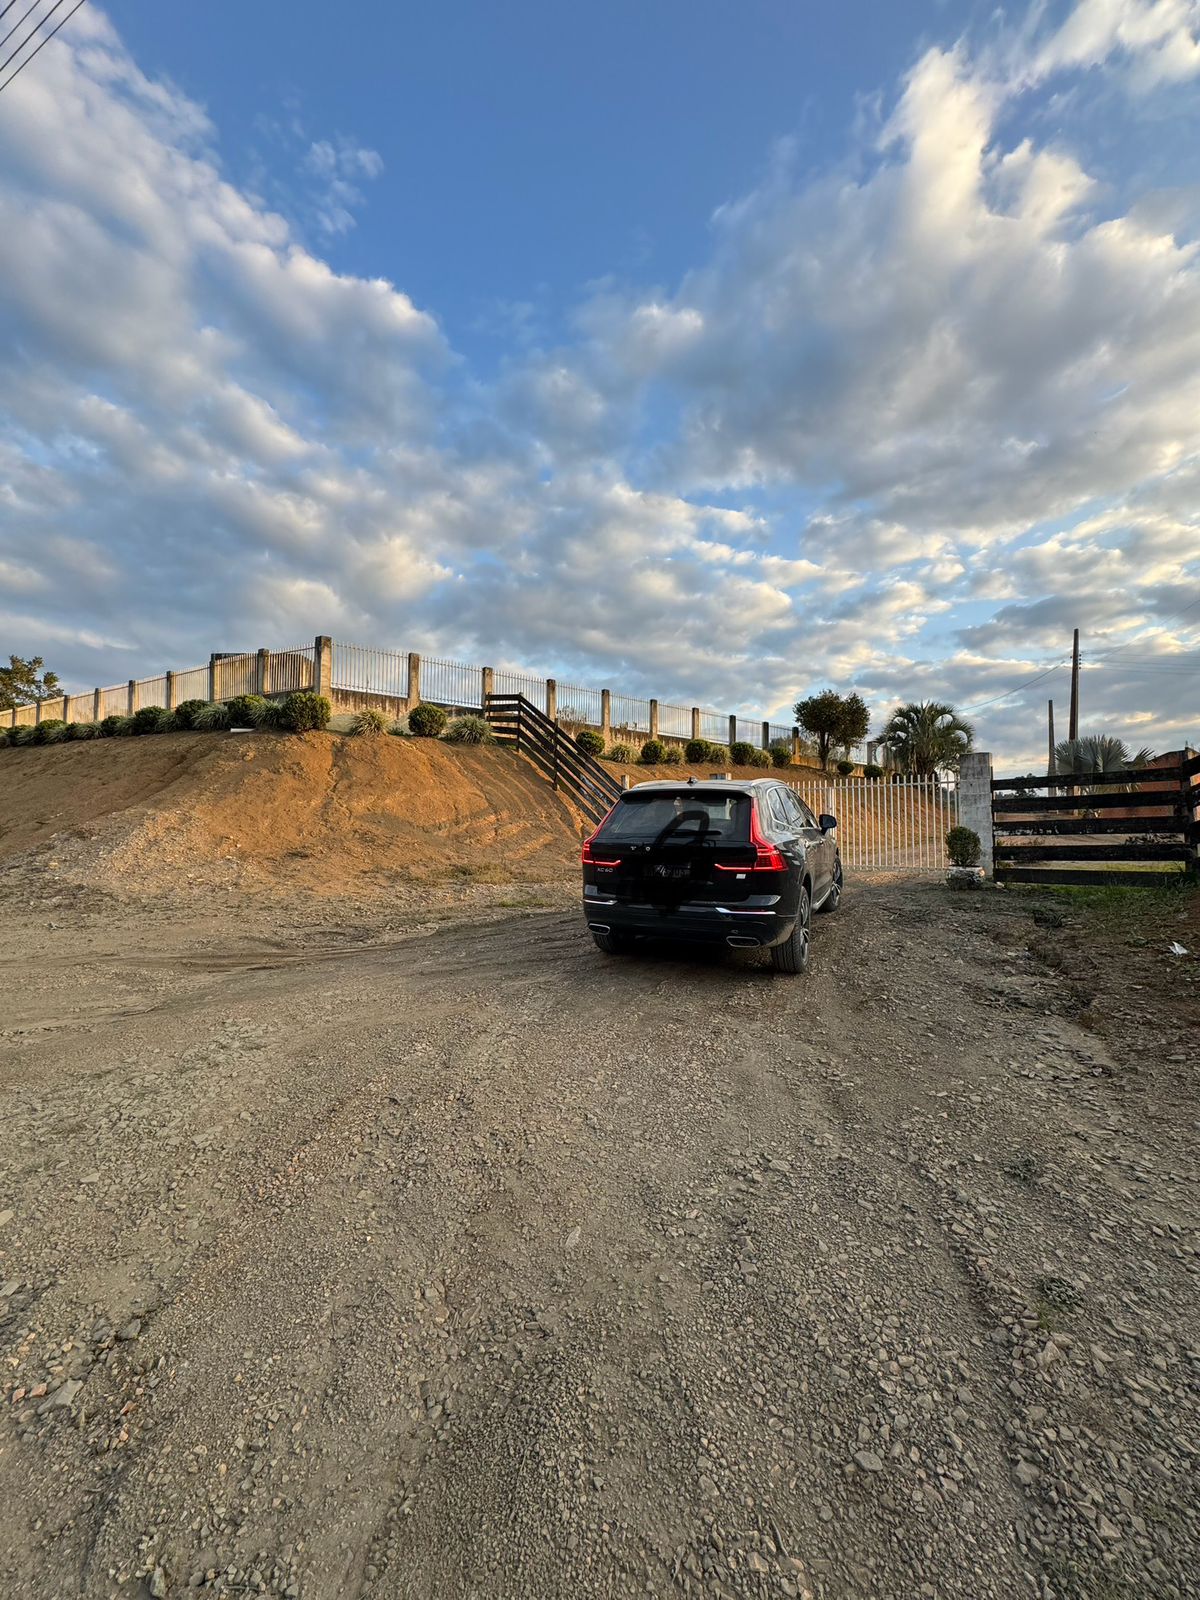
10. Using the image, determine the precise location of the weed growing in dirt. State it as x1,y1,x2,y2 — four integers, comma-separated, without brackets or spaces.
409,703,448,737
350,707,391,736
444,714,494,744
1033,1274,1083,1328
1004,1152,1046,1186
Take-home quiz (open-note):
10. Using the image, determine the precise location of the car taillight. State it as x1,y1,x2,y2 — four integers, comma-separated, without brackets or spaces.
715,800,786,872
581,830,620,868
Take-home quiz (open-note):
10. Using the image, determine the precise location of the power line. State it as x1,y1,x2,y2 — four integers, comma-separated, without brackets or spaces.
0,0,84,95
0,0,54,57
957,659,1070,716
0,1,21,22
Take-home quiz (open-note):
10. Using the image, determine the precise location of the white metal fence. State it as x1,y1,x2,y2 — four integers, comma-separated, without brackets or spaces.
791,777,959,870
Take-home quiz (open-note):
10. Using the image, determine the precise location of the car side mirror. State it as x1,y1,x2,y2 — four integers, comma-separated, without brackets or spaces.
818,813,837,833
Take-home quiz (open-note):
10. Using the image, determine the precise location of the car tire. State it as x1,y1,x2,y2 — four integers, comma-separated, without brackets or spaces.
591,928,633,955
817,860,843,913
770,884,811,974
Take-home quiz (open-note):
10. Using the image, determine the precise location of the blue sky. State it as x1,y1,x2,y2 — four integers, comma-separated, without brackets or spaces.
1,0,1198,765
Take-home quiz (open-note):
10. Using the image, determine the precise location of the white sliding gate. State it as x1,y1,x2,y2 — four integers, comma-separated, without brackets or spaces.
790,777,958,871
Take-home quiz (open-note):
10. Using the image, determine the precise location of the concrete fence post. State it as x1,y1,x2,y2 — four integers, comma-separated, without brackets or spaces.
257,648,270,696
164,671,174,712
761,720,770,751
407,652,421,706
208,653,218,702
601,689,612,743
728,714,737,748
691,708,701,741
958,751,995,876
60,693,70,722
313,637,332,699
546,678,557,721
127,679,137,715
93,688,101,722
35,698,42,725
649,699,658,739
792,727,801,760
481,666,494,707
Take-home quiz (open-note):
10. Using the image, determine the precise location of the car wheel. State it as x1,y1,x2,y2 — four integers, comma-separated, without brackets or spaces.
818,860,843,914
591,928,633,955
770,884,811,974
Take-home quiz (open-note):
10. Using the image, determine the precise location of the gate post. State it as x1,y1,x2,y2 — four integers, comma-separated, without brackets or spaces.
481,666,494,708
959,752,994,877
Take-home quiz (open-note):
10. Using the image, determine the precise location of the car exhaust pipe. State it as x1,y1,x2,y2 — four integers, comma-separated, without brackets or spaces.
588,922,611,934
726,934,760,948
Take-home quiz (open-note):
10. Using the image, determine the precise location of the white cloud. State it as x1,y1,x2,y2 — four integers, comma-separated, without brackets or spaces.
0,2,1198,768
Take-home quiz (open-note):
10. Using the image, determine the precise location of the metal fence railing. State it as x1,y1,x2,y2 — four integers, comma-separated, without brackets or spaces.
331,642,409,699
493,669,547,712
790,777,958,870
5,634,814,760
422,656,483,709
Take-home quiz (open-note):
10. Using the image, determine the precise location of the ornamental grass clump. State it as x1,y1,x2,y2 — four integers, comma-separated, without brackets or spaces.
443,714,494,744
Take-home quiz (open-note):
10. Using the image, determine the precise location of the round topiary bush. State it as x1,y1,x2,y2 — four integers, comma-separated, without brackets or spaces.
444,714,495,744
279,691,330,733
684,738,709,764
640,738,667,765
769,741,792,769
946,825,982,868
131,705,175,735
660,744,683,764
575,728,604,757
748,747,770,768
225,694,266,728
729,740,755,767
349,707,391,737
836,758,855,776
408,702,448,738
33,719,68,744
862,763,884,780
173,699,210,730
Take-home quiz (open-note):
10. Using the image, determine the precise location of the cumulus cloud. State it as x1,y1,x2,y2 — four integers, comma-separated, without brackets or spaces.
0,1,1197,768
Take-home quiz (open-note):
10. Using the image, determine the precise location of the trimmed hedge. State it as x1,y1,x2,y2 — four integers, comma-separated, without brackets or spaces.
279,691,330,732
225,694,267,727
132,706,175,735
640,738,666,765
408,702,447,738
729,740,756,766
863,763,884,780
575,729,604,757
768,741,792,769
946,825,982,868
836,759,855,776
173,699,209,730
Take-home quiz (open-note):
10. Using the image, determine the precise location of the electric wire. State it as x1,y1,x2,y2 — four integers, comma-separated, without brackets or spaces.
0,0,84,94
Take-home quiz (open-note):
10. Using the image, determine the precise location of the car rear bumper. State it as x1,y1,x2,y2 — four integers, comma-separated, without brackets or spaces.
582,893,796,949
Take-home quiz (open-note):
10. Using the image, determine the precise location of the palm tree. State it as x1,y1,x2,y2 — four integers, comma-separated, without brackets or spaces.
878,701,974,777
1053,735,1154,794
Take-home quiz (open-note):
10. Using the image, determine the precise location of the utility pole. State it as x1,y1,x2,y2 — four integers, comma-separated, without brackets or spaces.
1047,699,1056,791
1068,628,1080,743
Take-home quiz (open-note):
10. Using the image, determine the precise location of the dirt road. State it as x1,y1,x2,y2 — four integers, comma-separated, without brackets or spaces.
1,879,1197,1600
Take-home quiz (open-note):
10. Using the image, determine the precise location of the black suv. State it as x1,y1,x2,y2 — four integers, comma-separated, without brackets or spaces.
582,778,842,973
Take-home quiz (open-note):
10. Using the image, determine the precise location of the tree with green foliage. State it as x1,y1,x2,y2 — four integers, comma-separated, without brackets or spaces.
878,701,973,777
1053,735,1154,795
794,691,870,770
0,654,60,712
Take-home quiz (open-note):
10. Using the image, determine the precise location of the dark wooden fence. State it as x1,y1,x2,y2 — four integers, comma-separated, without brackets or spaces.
991,751,1199,888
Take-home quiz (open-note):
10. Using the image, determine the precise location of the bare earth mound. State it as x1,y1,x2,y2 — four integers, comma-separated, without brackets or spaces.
0,733,584,899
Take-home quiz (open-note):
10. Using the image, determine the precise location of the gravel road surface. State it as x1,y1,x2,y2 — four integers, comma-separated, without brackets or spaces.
1,879,1196,1600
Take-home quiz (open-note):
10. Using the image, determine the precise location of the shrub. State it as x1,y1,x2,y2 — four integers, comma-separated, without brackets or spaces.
660,744,683,765
769,740,792,769
389,716,410,737
349,707,391,737
67,721,99,740
173,698,210,730
946,826,982,868
225,694,267,727
748,747,770,768
99,714,126,737
408,702,447,738
575,728,604,757
605,743,634,762
33,719,68,744
684,738,709,764
863,763,884,780
279,691,330,733
640,738,667,765
729,740,756,767
11,725,35,745
836,758,855,776
0,727,9,747
252,698,290,730
132,705,175,735
192,701,231,731
444,714,495,745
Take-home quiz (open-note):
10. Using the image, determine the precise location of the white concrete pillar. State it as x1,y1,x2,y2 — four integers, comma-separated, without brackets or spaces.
958,751,994,876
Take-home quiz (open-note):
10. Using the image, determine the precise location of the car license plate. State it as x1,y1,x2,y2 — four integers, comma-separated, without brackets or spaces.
653,864,689,879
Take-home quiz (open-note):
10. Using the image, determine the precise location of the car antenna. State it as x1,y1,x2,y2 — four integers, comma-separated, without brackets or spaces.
687,775,696,784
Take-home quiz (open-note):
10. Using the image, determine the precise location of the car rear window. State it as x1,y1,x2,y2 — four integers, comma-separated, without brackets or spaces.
598,790,751,844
